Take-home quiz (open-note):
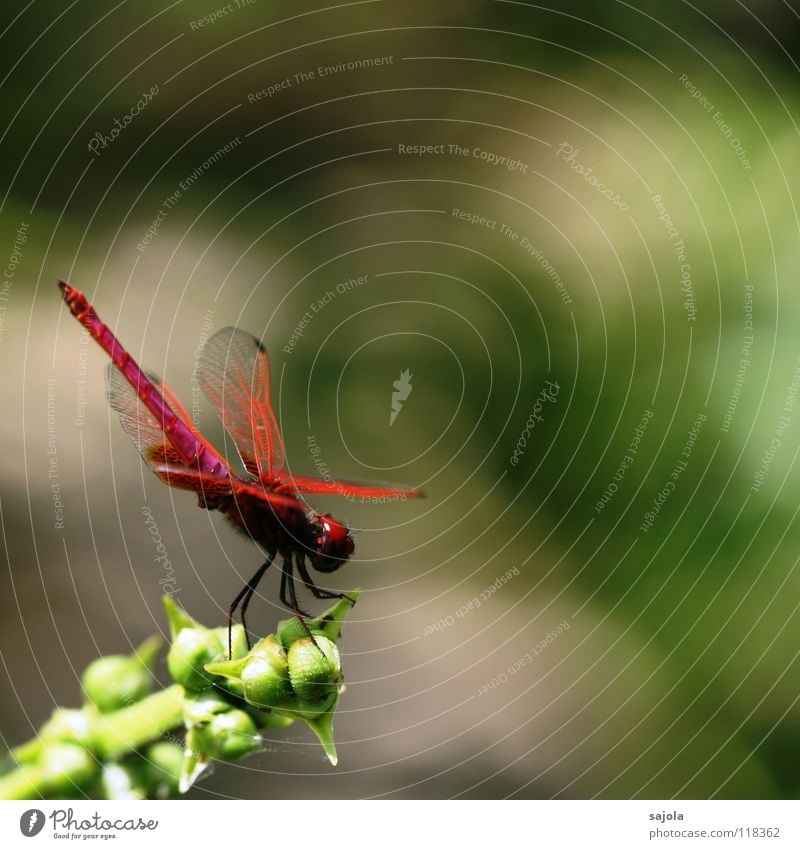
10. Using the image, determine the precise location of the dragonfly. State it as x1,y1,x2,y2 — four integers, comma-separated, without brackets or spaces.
59,281,423,654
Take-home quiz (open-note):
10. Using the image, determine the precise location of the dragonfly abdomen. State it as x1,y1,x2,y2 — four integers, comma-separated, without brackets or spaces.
59,281,229,479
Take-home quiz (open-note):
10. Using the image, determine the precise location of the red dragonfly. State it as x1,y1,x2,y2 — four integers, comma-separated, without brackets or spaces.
59,281,423,653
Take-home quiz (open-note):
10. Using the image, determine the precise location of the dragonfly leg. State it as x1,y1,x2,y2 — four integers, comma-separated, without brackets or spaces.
227,556,272,657
239,555,276,651
280,557,322,651
295,554,354,603
280,556,311,617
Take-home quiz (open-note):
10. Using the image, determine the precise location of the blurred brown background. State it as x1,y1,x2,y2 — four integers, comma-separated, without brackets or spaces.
2,0,800,798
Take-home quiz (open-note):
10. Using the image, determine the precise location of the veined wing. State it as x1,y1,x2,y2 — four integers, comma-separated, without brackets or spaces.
277,473,424,500
150,463,300,511
107,363,232,480
199,327,285,480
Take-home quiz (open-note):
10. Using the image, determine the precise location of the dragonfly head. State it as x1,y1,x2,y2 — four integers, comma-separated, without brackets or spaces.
310,513,354,572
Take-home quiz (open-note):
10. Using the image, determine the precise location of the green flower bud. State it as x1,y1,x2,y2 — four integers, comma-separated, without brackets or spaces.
206,635,296,711
182,689,232,725
79,635,161,714
167,627,225,690
206,709,261,760
98,746,183,800
276,591,359,650
239,656,294,711
200,594,359,768
82,655,153,713
287,636,341,709
40,743,97,796
39,706,98,749
211,624,249,660
98,762,146,800
179,707,260,792
240,638,295,711
276,618,319,649
142,742,183,798
247,707,295,730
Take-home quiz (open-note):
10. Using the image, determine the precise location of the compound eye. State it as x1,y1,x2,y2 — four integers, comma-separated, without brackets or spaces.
312,514,351,563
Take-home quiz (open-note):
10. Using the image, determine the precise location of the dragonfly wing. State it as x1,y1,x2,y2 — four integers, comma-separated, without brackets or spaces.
151,466,301,513
198,327,285,479
151,464,235,498
278,473,424,500
107,364,230,475
107,364,186,467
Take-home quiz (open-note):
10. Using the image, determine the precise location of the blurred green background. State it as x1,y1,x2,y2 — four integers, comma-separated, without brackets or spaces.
2,0,800,798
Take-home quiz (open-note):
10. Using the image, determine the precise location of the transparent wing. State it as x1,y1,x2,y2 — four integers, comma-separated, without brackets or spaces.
198,327,285,479
108,364,186,468
277,473,424,500
150,465,301,512
150,464,235,498
107,364,230,476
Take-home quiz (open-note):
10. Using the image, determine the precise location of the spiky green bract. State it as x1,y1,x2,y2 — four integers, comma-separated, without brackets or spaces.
276,591,361,649
205,592,359,766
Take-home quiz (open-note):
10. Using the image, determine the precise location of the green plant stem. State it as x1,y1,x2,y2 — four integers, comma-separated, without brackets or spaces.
0,685,185,800
93,685,185,759
0,764,46,800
